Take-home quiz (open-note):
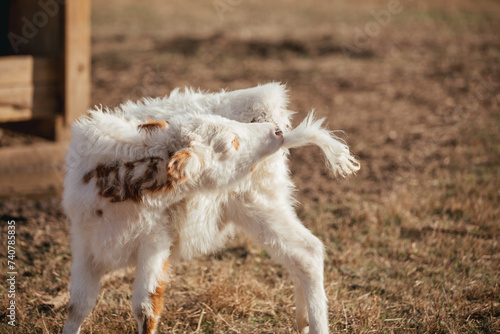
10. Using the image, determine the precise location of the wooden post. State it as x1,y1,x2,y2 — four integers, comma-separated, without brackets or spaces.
0,0,91,196
63,0,91,139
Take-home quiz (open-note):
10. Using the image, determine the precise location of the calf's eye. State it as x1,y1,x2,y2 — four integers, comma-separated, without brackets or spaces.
222,136,239,153
216,134,239,153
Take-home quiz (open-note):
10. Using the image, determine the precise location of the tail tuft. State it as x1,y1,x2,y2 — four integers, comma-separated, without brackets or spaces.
283,112,360,177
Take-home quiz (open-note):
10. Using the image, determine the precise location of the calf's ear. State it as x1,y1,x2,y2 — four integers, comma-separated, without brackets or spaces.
167,148,203,184
138,120,169,134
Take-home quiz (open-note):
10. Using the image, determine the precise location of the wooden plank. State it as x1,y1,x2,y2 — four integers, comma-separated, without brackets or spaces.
64,0,91,137
0,84,60,111
0,168,64,198
0,56,60,85
0,105,58,123
0,55,32,85
0,115,64,140
0,84,60,122
0,140,68,171
0,141,68,197
0,84,34,108
0,106,32,122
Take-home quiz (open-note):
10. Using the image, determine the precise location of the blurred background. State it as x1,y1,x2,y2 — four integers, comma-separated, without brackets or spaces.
0,0,499,332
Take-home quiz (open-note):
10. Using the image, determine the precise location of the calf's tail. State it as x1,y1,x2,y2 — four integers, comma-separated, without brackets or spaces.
282,112,360,177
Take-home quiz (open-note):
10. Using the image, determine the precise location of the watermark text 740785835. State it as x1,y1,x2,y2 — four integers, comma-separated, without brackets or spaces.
6,220,17,327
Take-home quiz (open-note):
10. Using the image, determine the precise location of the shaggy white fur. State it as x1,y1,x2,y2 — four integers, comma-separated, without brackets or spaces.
62,83,359,334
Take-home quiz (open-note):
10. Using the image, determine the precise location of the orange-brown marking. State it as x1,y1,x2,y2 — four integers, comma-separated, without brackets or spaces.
95,209,103,217
250,164,258,173
232,137,240,151
167,150,191,182
143,260,170,334
142,317,156,334
138,120,168,134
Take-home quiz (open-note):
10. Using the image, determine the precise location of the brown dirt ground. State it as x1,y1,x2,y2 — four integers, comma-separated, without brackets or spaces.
1,0,499,332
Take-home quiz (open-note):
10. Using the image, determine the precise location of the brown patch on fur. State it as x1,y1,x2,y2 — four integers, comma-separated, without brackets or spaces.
144,157,164,194
120,157,165,202
124,161,135,169
251,164,258,173
95,164,118,178
86,154,188,203
138,120,168,134
232,136,240,150
82,170,95,184
93,163,121,200
101,186,118,198
167,150,191,182
95,209,103,217
124,164,142,203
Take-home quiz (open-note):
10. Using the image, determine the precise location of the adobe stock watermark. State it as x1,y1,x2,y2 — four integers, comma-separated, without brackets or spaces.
6,219,17,327
341,0,409,58
213,0,243,21
7,0,63,53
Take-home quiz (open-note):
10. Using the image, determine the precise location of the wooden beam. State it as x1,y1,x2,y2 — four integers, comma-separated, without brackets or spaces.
0,115,65,140
0,141,67,170
0,106,59,123
0,56,32,85
0,168,64,198
0,84,33,109
64,0,91,139
0,84,60,122
0,141,68,197
0,106,32,122
0,56,59,86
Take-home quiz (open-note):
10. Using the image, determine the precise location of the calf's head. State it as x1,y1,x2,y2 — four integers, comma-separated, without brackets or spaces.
143,115,284,192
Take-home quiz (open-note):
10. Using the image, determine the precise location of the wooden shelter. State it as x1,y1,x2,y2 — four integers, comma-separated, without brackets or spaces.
0,0,90,196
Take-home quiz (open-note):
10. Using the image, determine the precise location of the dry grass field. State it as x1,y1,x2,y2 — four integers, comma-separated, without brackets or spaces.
1,0,499,332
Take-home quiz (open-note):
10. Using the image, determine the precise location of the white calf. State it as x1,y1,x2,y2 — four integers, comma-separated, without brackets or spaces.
62,83,359,334
62,112,284,334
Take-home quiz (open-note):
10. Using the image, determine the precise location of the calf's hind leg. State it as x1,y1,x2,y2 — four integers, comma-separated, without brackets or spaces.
290,272,310,333
63,241,106,334
228,195,329,334
132,243,171,334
